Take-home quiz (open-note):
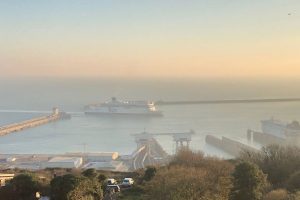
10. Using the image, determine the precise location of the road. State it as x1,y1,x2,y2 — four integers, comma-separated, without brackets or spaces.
133,145,156,170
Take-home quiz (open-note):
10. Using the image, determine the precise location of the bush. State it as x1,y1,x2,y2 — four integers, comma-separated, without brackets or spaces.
230,162,268,200
10,173,41,200
98,174,107,183
82,168,98,179
264,189,289,200
240,145,300,187
287,171,300,192
50,174,102,200
144,149,233,200
169,148,204,167
145,166,208,200
143,167,157,182
0,173,43,200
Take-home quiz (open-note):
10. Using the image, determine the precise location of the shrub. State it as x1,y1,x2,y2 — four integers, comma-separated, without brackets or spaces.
144,149,234,200
82,168,98,179
287,171,300,192
143,166,157,182
240,145,300,187
264,189,289,200
10,173,41,200
50,174,102,200
230,162,268,200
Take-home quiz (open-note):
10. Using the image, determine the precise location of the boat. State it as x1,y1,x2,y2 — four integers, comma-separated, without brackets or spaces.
84,97,163,116
261,118,300,139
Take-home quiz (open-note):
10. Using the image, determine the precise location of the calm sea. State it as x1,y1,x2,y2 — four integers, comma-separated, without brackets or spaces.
0,78,300,157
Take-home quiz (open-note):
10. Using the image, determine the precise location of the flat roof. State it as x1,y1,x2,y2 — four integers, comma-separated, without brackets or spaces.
84,161,123,169
48,157,82,163
0,174,14,177
65,152,118,156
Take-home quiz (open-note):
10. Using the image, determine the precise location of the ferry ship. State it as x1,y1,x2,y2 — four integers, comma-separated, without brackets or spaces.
85,97,162,116
261,118,300,139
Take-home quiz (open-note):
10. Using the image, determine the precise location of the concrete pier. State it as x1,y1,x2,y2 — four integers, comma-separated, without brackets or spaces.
156,98,300,105
205,135,258,157
0,108,70,136
247,129,287,146
131,131,192,170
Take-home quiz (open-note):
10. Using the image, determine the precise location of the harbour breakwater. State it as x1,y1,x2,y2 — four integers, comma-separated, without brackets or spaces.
156,98,300,105
0,108,70,136
205,135,258,157
247,129,286,146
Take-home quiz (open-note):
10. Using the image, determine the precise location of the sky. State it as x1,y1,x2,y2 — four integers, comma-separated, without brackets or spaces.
0,0,299,78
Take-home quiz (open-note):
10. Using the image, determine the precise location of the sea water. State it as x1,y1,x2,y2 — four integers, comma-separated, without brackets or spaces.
0,78,300,156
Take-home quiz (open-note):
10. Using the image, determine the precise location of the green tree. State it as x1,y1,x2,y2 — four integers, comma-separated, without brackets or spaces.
9,173,40,200
144,150,234,200
287,170,300,192
50,174,103,200
82,168,98,179
240,145,300,187
98,174,107,183
230,162,268,200
143,166,157,181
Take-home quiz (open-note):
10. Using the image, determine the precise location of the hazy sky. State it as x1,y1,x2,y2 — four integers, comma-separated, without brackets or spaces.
0,0,299,78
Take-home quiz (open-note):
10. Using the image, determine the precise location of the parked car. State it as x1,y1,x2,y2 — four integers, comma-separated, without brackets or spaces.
106,178,117,185
122,178,134,185
106,185,121,193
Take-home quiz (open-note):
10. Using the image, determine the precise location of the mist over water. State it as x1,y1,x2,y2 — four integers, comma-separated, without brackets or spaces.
1,77,300,111
0,77,300,156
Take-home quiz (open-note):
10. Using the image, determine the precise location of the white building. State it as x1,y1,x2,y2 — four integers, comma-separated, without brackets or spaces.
42,157,83,168
65,152,119,162
83,161,128,172
0,173,14,187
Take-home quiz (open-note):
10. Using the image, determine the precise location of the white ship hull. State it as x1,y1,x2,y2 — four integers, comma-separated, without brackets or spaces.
85,97,163,117
261,119,300,139
261,119,287,139
85,111,162,116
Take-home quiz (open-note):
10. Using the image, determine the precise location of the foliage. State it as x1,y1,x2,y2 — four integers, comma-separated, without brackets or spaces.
230,162,268,200
144,149,233,200
50,174,103,200
98,174,107,183
82,168,98,179
119,186,144,200
9,173,41,200
0,173,42,200
240,144,300,187
169,148,204,167
287,170,300,192
264,189,289,200
143,166,157,182
291,191,300,200
0,184,16,200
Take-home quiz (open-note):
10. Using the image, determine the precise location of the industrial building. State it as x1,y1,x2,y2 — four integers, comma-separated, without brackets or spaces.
65,152,119,162
0,173,14,187
83,161,128,171
42,157,83,168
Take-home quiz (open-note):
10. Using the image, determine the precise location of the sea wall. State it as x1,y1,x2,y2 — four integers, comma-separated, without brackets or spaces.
0,109,70,136
206,135,258,157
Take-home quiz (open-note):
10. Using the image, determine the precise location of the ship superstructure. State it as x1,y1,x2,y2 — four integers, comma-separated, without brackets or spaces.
85,97,162,116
